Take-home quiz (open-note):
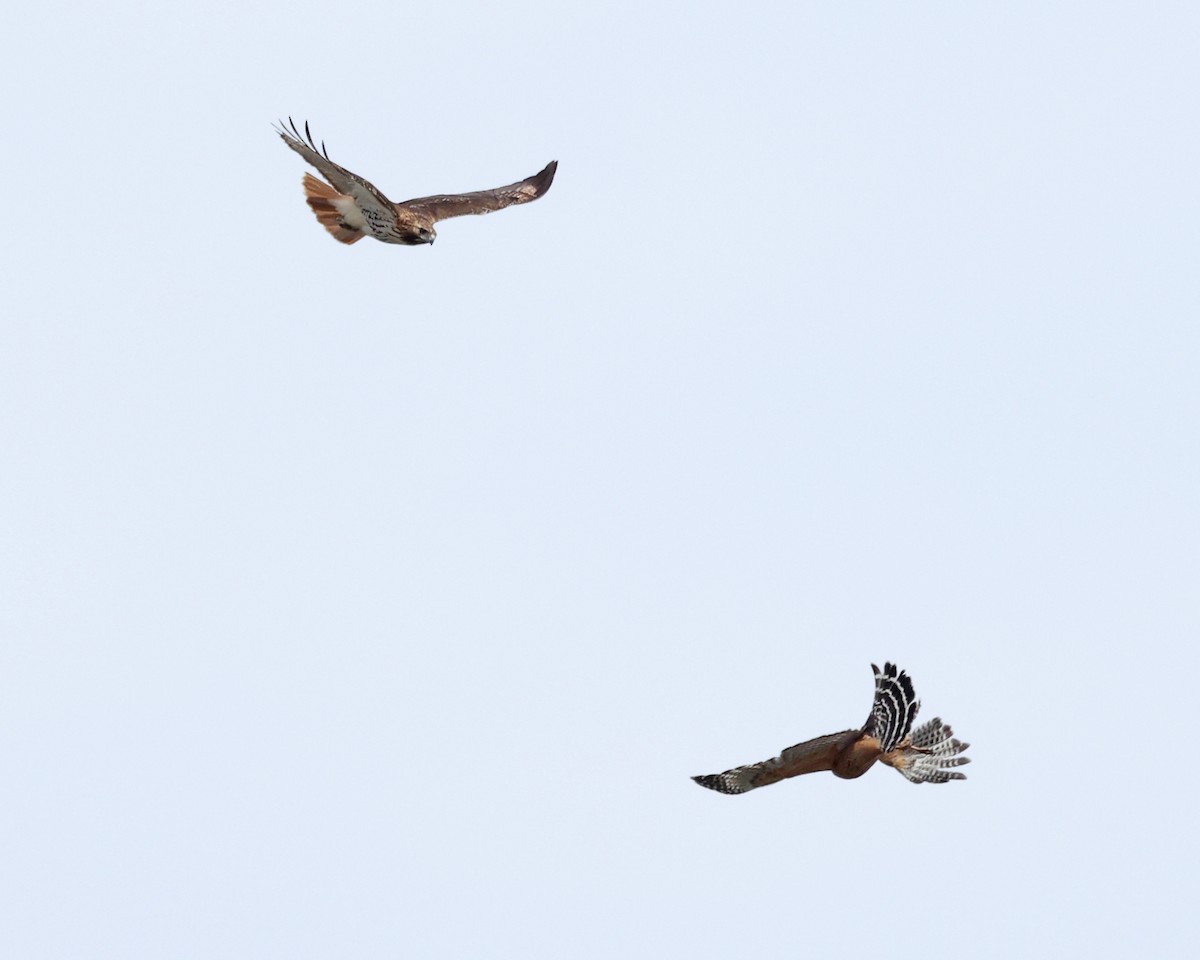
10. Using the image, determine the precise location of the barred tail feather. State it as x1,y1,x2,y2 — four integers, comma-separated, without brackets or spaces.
302,173,363,244
893,717,970,784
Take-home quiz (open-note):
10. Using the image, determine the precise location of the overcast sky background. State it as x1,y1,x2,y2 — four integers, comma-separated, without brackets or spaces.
3,2,1198,957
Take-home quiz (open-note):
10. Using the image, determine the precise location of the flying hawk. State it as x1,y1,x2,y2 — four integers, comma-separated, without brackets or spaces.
692,662,970,793
275,118,557,246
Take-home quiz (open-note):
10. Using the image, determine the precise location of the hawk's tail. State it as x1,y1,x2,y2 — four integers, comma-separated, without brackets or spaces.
302,173,363,245
891,717,970,784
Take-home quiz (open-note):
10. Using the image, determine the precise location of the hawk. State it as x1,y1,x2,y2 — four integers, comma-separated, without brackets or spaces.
275,118,557,246
692,662,970,794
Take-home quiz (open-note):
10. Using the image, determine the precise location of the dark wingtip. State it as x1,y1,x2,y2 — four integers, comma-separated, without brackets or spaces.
879,661,913,690
692,773,745,795
536,160,558,192
274,117,297,141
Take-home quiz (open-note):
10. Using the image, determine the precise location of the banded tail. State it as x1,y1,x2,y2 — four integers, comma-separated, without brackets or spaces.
889,717,971,783
302,173,363,245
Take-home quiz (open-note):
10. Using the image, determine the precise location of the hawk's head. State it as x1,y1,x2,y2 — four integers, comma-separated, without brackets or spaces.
397,224,436,245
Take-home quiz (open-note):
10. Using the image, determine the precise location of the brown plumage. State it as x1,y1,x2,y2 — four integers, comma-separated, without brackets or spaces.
275,118,557,246
692,662,970,794
302,174,364,245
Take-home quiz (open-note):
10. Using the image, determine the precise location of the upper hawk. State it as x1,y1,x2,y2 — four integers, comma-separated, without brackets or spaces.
692,662,970,793
275,118,557,247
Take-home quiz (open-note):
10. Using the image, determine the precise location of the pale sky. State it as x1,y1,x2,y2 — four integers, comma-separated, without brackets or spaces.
3,2,1198,957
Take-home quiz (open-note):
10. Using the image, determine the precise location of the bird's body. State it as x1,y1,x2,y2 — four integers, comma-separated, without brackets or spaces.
275,118,556,246
832,731,887,779
692,663,970,794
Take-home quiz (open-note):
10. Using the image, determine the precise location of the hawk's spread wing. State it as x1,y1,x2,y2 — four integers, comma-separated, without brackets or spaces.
863,662,920,754
275,118,395,223
691,731,855,795
400,161,558,223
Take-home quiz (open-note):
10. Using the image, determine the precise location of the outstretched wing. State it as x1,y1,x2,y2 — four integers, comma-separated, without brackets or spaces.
863,662,920,754
400,161,557,223
275,118,395,219
691,730,854,795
